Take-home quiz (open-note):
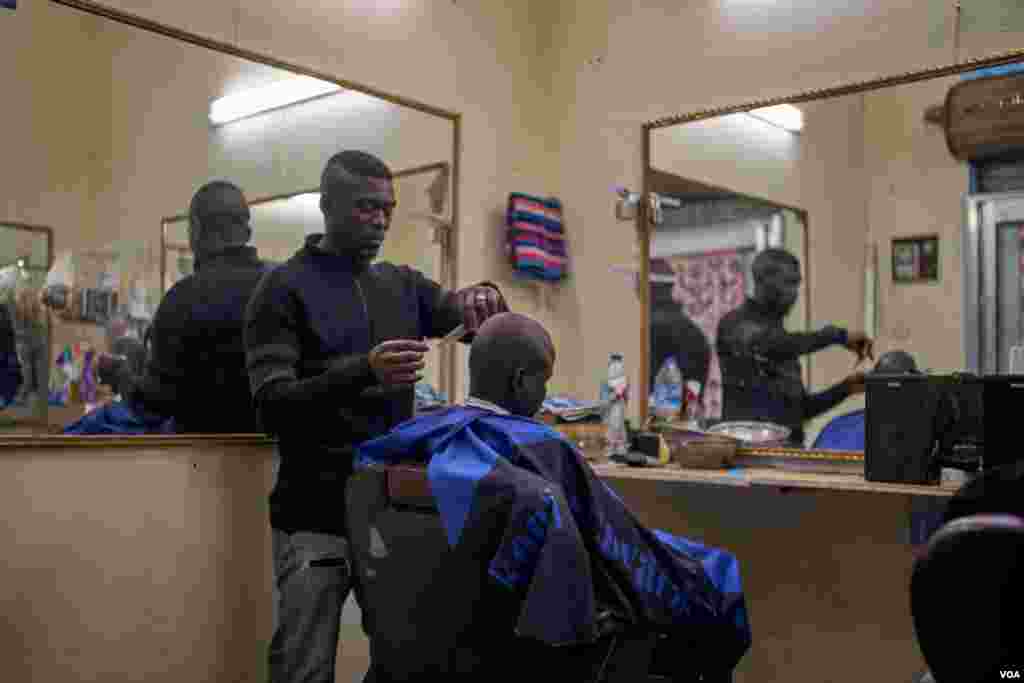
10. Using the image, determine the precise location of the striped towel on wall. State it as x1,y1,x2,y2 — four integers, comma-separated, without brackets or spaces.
507,193,568,281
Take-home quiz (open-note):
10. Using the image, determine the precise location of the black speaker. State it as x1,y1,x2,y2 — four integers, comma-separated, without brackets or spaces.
983,375,1024,468
865,374,944,485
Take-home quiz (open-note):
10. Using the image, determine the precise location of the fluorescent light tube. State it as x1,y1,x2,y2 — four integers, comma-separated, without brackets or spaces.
746,104,803,132
210,76,342,125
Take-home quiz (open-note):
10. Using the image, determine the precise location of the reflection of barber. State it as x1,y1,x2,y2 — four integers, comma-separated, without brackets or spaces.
716,248,873,445
100,181,268,433
648,261,711,392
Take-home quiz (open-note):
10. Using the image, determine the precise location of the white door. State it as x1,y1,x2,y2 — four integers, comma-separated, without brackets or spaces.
963,192,1024,373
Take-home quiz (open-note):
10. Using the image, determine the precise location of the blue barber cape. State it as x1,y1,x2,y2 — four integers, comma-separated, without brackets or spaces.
356,406,751,673
62,400,177,435
813,409,865,451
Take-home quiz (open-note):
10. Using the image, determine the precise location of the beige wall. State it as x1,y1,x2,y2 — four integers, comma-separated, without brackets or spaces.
864,75,968,373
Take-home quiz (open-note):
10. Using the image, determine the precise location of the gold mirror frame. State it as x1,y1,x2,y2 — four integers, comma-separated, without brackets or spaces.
4,0,464,444
638,46,1024,426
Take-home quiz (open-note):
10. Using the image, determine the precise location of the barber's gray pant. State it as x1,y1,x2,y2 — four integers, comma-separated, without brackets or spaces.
269,529,365,683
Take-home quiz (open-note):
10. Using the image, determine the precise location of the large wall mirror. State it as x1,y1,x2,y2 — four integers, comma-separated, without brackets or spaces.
640,48,1024,444
1,0,458,435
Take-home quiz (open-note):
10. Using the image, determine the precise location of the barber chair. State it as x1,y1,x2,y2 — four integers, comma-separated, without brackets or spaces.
910,513,1024,682
346,465,710,682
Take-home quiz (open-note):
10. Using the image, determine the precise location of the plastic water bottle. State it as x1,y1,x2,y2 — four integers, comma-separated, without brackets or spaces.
604,353,629,456
652,357,683,418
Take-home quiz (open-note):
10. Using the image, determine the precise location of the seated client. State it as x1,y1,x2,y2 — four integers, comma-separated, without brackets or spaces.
356,312,752,678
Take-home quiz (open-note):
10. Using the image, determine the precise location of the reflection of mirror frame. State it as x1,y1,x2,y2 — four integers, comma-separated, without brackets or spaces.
638,46,1024,425
52,0,462,408
0,221,54,431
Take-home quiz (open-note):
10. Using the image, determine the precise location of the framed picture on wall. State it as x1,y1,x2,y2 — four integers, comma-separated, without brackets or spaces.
892,235,939,284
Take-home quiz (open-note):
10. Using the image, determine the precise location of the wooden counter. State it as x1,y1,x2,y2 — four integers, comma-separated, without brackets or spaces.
0,435,947,683
593,460,946,681
592,462,958,497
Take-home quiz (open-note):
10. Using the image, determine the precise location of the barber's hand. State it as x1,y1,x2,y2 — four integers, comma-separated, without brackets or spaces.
844,371,867,395
844,331,875,363
368,339,429,386
457,285,507,332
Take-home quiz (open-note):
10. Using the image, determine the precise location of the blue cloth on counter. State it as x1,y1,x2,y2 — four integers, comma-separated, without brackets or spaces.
812,409,865,451
356,406,751,674
62,400,177,435
414,382,448,411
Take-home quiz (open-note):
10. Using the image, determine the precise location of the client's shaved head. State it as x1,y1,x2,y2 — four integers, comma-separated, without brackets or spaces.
469,313,555,417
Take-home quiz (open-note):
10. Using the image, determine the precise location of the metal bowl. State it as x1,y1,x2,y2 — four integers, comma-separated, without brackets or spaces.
706,421,791,446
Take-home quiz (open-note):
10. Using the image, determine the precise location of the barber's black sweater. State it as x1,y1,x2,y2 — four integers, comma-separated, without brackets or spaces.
244,234,474,536
716,298,851,445
125,246,267,433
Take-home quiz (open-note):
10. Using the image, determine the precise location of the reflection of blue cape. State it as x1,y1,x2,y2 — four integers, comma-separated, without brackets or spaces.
62,401,177,435
0,351,23,406
813,409,865,450
356,406,751,673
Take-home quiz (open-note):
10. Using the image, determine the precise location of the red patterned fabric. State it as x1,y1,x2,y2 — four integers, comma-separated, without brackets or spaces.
666,250,747,419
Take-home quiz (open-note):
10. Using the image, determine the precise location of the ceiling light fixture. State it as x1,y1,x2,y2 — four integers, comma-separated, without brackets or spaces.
210,76,343,125
745,104,804,132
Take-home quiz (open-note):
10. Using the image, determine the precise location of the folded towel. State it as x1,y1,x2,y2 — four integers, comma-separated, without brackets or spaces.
507,193,568,281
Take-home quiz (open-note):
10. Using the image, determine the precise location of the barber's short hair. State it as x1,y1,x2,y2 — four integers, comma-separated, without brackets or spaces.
321,151,393,196
752,248,800,282
189,180,248,226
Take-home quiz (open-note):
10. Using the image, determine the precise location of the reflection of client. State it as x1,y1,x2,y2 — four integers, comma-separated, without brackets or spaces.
89,181,268,433
716,248,873,445
648,260,711,394
812,351,919,450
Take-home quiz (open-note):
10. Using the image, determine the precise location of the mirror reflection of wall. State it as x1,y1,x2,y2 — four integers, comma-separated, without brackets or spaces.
646,67,1024,443
2,1,455,431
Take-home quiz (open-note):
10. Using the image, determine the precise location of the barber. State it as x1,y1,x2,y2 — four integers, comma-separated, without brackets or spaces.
244,150,507,683
717,248,873,446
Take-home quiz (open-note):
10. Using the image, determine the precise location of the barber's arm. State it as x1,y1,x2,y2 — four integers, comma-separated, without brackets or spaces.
750,325,874,363
412,267,507,339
